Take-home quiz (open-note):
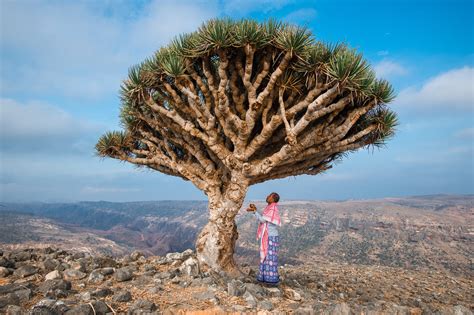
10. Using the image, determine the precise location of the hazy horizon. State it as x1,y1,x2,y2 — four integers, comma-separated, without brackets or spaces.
1,192,472,204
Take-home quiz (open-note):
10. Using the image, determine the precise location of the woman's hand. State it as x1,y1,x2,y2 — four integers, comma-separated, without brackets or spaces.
246,203,257,212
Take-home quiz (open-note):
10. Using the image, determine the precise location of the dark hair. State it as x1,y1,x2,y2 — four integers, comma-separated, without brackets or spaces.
271,192,280,202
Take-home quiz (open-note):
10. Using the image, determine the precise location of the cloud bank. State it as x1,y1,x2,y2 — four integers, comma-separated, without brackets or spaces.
395,66,474,113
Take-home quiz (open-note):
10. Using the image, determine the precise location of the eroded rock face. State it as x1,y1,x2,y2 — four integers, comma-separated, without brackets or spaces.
0,246,472,314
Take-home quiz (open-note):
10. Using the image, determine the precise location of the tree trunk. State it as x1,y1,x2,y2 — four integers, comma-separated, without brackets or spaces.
195,178,248,278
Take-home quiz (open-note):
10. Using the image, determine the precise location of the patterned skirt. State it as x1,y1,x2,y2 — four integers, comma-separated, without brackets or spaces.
257,235,280,284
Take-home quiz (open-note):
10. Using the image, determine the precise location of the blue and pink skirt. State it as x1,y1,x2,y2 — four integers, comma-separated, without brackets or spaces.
257,235,280,284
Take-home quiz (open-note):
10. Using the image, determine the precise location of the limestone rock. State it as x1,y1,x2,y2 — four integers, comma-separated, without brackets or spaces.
90,287,113,298
130,250,144,261
112,290,132,302
63,269,87,281
38,279,72,293
179,257,200,277
0,266,11,277
243,291,257,308
87,269,104,283
192,290,216,301
100,267,114,275
45,270,62,281
128,299,157,314
41,259,59,272
13,265,37,278
64,303,95,315
266,287,282,297
114,267,134,282
258,300,274,311
227,279,245,296
284,287,302,301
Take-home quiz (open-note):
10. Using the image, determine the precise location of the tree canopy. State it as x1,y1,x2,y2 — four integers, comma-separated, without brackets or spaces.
96,18,398,197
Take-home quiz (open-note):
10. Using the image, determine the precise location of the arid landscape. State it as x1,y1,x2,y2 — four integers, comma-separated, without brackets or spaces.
1,194,472,277
1,194,473,314
2,1,473,314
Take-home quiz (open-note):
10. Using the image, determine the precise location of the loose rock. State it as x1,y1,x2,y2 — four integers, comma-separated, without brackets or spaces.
112,290,132,302
284,287,302,301
38,279,72,294
0,266,11,277
114,267,134,282
13,265,38,278
243,291,257,308
45,270,61,281
128,299,157,314
179,257,200,277
87,269,104,283
64,303,94,315
258,300,274,310
227,279,245,296
63,269,87,281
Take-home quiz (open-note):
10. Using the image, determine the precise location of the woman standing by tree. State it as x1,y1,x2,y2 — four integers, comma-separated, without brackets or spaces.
247,192,282,286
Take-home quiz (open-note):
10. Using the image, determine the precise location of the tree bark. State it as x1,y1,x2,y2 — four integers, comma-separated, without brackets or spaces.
195,177,248,278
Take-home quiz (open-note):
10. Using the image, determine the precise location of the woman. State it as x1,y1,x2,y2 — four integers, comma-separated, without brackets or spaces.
247,192,281,286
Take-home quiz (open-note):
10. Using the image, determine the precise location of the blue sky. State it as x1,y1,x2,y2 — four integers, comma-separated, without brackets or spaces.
1,0,473,202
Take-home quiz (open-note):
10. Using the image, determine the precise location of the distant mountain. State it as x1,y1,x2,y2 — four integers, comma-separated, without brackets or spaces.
1,194,472,277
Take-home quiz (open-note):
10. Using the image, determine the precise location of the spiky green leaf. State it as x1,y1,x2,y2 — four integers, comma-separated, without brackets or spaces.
95,131,131,157
274,24,314,55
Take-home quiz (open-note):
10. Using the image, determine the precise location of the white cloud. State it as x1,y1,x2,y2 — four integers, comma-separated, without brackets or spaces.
377,50,389,56
0,99,99,137
284,8,317,24
0,98,104,154
373,59,408,78
395,66,474,112
0,0,218,100
454,127,474,139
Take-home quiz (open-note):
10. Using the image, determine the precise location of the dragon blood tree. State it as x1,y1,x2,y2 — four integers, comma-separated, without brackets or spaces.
95,18,398,277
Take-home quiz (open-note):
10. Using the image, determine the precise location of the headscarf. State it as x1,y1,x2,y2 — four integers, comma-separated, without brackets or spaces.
256,202,281,263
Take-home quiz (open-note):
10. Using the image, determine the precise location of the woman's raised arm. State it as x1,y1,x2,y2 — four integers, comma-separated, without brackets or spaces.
254,211,267,223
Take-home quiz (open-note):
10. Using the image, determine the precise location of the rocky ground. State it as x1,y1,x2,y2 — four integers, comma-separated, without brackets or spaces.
0,247,472,314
